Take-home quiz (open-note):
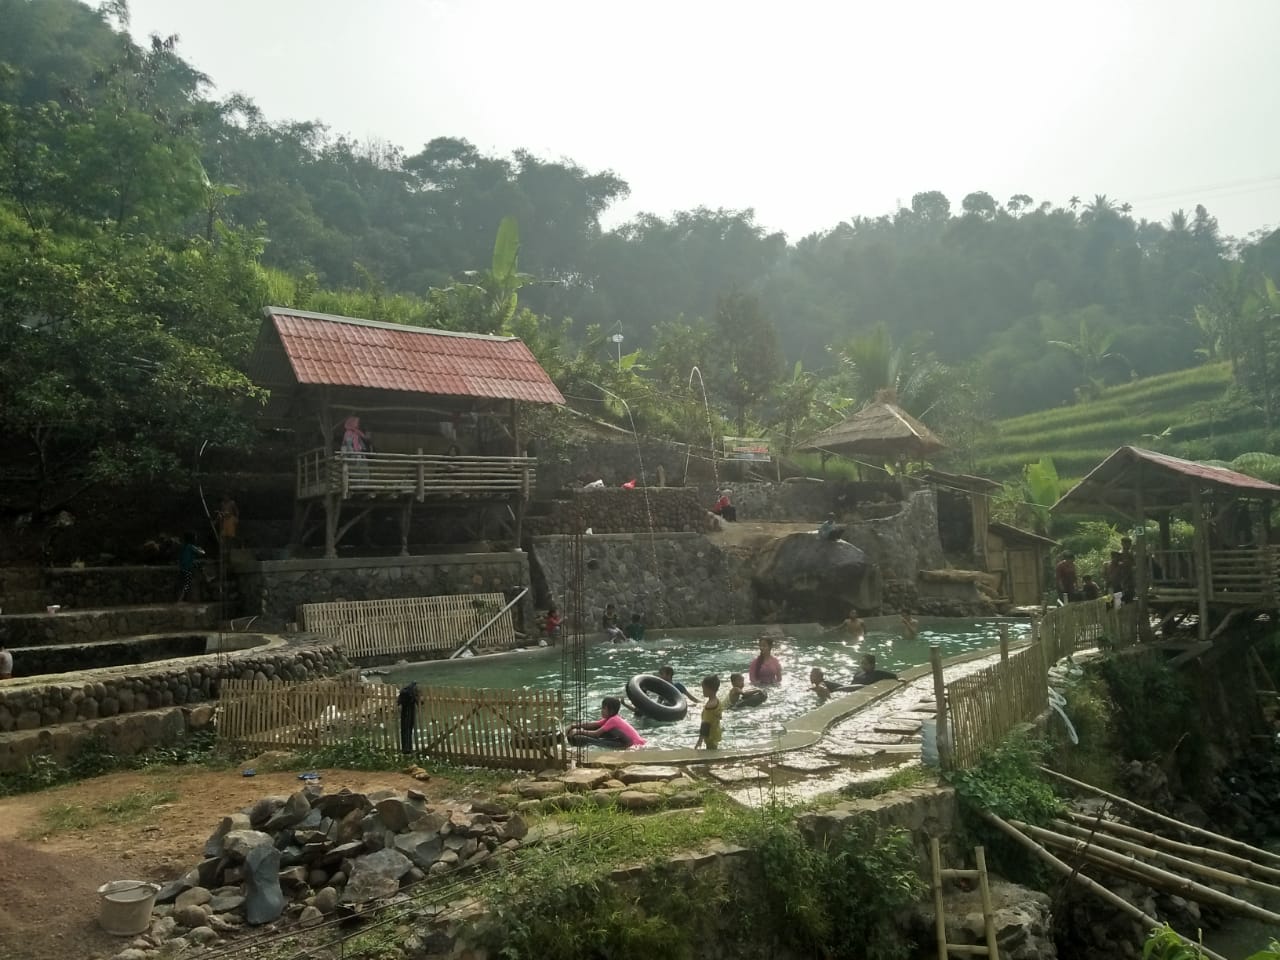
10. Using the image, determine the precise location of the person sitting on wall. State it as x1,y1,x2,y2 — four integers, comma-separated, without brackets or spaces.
602,603,626,643
711,490,737,522
626,612,646,642
851,654,897,685
1080,574,1101,601
817,512,846,541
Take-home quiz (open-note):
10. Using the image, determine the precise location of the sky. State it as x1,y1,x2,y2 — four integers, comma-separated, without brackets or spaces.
126,0,1280,241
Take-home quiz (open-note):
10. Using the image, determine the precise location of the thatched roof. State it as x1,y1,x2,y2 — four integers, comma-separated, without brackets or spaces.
799,401,945,460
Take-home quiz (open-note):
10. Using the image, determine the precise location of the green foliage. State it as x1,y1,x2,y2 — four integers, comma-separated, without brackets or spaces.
280,737,402,772
31,788,179,838
471,800,923,960
839,764,934,799
0,730,222,797
949,735,1061,824
1095,655,1205,777
1050,675,1117,788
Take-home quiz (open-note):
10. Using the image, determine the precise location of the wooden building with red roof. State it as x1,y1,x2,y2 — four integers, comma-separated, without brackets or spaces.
247,307,564,558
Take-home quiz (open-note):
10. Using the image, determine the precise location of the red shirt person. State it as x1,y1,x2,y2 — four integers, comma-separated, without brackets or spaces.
1054,553,1078,601
748,636,782,685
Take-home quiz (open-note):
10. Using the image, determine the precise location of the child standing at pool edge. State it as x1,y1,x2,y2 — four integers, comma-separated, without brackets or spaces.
694,675,724,750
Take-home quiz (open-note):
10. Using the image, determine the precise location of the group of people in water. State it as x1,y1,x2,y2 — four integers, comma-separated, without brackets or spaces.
567,631,902,752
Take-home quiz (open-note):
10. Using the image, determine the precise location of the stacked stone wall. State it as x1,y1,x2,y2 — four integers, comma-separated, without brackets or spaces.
526,488,715,536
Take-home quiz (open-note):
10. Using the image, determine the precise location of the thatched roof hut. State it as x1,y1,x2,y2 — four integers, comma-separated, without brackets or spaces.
799,400,945,461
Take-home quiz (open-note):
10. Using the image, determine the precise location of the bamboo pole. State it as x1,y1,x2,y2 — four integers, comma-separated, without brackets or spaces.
975,846,1000,960
999,623,1009,663
930,837,948,960
1040,766,1280,867
1014,820,1280,927
931,644,951,770
1049,818,1280,898
979,812,1227,960
1062,811,1280,884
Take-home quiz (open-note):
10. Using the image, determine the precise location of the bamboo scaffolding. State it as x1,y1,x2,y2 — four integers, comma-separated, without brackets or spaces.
979,812,1228,960
1012,820,1280,927
1062,811,1280,884
1040,767,1280,867
1048,818,1280,899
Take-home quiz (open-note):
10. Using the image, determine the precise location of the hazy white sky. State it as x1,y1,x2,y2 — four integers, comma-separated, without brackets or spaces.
126,0,1280,241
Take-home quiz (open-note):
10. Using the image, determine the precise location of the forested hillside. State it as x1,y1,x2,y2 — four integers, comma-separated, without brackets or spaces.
3,0,1280,522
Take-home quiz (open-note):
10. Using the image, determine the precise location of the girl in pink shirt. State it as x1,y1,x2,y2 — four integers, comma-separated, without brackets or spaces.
566,697,646,749
748,636,783,685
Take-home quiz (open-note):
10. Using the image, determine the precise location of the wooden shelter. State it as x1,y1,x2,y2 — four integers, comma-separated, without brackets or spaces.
247,307,564,558
1053,446,1280,641
799,400,945,463
921,467,1002,566
986,521,1057,606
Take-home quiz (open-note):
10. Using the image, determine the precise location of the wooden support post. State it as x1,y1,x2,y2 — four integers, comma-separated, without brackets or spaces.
975,847,1000,960
930,838,948,960
398,501,412,558
1134,470,1153,642
416,448,425,502
323,494,338,559
1190,486,1211,642
998,623,1009,663
930,644,950,770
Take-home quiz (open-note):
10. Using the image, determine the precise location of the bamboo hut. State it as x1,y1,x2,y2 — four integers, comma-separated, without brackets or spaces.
799,400,946,464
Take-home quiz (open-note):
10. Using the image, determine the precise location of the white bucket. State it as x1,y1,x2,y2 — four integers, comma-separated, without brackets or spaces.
97,881,159,936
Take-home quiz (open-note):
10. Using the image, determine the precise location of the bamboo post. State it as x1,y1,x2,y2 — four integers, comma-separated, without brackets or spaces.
1190,485,1211,642
930,644,951,770
1049,817,1280,897
980,812,1228,960
930,837,948,960
1040,766,1280,866
975,846,1000,960
1015,819,1280,926
999,623,1009,663
1062,811,1280,883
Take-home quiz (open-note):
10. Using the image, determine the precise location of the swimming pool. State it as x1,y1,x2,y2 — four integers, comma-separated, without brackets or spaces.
383,618,1029,751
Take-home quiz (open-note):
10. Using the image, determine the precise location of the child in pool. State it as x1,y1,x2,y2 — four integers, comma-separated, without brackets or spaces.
566,696,645,749
725,672,767,709
694,675,724,750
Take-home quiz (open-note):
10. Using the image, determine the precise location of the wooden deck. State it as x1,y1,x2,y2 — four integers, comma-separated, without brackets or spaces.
1149,546,1280,608
297,449,534,501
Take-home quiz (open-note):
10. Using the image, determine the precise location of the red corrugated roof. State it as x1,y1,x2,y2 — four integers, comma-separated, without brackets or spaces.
1125,446,1280,492
263,308,564,405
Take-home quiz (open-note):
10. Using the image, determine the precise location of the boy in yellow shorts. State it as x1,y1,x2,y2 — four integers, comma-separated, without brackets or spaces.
694,675,724,750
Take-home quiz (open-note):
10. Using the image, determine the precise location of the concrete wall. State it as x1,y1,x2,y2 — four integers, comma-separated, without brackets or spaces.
44,565,183,608
535,437,717,495
693,480,903,524
530,532,753,629
232,552,533,628
0,603,218,648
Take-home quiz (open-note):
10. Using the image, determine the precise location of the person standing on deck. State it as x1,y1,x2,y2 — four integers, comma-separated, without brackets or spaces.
1055,552,1078,602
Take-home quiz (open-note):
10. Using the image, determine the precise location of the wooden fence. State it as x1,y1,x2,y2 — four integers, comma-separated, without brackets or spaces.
946,643,1050,770
1037,596,1140,666
298,593,515,659
296,448,535,500
217,678,567,770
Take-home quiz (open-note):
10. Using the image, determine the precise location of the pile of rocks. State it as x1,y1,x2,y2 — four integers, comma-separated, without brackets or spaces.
137,786,529,954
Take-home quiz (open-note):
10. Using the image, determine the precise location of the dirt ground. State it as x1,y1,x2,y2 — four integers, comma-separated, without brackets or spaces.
705,520,817,548
0,762,488,960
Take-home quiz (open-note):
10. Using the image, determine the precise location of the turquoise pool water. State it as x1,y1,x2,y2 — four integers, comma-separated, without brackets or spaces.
383,618,1029,751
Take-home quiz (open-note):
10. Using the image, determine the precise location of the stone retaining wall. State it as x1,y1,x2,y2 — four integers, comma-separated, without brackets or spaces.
0,703,214,774
44,564,183,608
0,603,218,648
530,533,752,629
526,488,716,537
0,636,345,736
231,553,533,628
535,437,715,495
843,489,946,583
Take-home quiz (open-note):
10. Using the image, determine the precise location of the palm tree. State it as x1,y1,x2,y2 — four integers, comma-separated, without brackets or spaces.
1048,315,1131,397
1119,201,1133,215
837,323,948,417
1068,195,1081,211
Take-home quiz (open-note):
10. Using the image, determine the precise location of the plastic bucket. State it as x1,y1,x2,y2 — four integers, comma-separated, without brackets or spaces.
97,881,159,936
922,720,951,768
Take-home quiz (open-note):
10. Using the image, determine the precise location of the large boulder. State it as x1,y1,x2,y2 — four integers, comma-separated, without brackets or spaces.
752,533,881,621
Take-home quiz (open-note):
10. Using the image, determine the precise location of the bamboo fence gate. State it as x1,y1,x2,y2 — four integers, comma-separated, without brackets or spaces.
217,677,567,770
298,594,515,659
946,597,1139,769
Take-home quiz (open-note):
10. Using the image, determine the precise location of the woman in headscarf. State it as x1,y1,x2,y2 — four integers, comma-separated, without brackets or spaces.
340,416,368,454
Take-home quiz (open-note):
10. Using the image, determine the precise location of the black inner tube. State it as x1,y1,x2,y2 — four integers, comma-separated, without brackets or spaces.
626,673,688,722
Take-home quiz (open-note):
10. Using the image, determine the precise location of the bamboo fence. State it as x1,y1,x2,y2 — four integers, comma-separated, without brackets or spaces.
217,677,567,770
1038,596,1140,665
298,593,515,659
947,642,1050,769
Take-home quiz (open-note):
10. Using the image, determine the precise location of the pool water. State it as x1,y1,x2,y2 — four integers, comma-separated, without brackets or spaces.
383,618,1028,751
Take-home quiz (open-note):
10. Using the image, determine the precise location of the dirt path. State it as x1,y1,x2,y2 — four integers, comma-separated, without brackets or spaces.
706,520,817,548
0,762,488,960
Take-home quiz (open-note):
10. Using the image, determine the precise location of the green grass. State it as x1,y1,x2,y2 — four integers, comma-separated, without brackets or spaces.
29,789,179,838
972,363,1267,479
838,764,935,800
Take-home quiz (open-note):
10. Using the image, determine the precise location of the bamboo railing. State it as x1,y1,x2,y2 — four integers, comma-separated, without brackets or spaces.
947,643,1050,770
298,593,515,660
1037,596,1140,665
217,677,567,770
296,448,535,501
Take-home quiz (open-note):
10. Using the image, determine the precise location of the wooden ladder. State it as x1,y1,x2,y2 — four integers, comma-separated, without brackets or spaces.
930,837,1001,960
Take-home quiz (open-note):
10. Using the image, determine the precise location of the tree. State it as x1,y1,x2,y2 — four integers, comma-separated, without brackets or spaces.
837,323,948,417
961,191,998,220
711,292,783,434
1047,311,1131,398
